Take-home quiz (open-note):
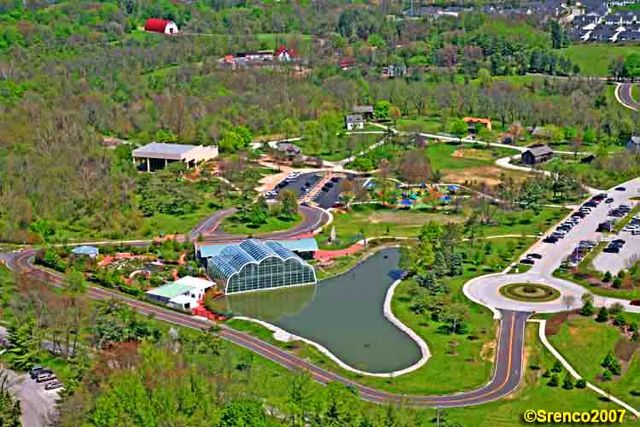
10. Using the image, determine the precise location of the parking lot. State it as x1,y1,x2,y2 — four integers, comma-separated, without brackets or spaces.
520,180,640,276
266,172,356,210
593,209,640,275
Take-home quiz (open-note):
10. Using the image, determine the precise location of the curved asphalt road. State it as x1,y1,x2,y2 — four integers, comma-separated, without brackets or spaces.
3,248,529,408
615,83,640,111
189,205,328,243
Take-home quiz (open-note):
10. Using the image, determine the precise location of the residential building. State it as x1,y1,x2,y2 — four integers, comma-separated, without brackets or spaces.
132,142,218,172
205,239,317,294
463,117,492,131
144,18,179,35
522,144,554,165
345,114,365,131
145,276,216,311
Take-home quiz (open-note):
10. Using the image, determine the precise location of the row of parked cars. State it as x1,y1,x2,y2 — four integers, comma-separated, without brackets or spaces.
29,366,63,391
544,193,608,244
566,240,597,266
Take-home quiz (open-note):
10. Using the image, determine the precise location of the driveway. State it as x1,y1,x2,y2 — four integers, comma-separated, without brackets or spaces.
4,369,59,427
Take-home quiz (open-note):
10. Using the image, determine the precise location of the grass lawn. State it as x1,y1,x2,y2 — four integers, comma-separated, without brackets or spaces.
562,44,640,77
396,116,449,134
221,213,302,236
316,205,464,249
296,133,382,161
476,206,570,237
548,314,640,410
633,84,640,103
542,156,635,190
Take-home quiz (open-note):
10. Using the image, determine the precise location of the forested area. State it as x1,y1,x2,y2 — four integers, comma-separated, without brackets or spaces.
0,0,637,243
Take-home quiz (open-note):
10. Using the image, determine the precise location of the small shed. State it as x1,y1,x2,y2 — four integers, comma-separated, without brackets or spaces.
71,245,99,258
345,114,365,131
626,136,640,153
144,18,179,35
522,144,554,165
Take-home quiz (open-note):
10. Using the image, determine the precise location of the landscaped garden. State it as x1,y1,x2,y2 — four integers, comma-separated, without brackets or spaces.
499,283,560,302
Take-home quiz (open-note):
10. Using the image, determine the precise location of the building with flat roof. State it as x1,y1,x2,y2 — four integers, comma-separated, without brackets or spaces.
132,142,218,172
145,276,215,311
206,239,317,294
71,245,99,258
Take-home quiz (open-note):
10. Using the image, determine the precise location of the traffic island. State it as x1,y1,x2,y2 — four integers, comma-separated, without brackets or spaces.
499,283,561,302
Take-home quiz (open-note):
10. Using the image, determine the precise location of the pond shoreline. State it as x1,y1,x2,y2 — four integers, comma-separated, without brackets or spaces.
232,272,431,378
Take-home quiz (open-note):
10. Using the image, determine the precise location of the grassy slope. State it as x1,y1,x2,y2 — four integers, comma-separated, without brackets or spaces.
562,44,640,77
548,315,640,410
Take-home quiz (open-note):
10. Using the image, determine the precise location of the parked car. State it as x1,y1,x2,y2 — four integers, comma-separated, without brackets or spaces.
527,253,543,259
615,187,626,191
520,258,535,265
29,366,52,379
605,198,614,204
44,380,64,391
36,373,56,383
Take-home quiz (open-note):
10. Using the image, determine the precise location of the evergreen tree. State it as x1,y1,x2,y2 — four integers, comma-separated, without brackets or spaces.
562,373,574,390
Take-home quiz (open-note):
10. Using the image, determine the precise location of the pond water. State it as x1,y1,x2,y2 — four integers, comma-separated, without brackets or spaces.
219,248,422,373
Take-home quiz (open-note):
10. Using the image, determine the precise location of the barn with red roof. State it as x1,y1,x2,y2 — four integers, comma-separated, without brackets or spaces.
144,18,179,35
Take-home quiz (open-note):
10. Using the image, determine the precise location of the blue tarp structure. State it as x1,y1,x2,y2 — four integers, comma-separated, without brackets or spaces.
400,198,413,206
447,185,459,192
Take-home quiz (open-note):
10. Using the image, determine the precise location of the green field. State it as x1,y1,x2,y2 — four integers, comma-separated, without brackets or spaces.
221,213,302,236
549,315,640,410
562,44,640,77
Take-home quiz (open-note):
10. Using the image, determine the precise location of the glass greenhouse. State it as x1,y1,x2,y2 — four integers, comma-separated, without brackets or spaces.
207,239,317,294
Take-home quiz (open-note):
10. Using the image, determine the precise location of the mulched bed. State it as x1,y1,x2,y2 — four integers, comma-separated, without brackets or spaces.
614,338,638,362
545,311,570,336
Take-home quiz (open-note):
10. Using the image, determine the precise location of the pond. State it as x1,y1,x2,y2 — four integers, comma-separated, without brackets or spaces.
217,248,423,373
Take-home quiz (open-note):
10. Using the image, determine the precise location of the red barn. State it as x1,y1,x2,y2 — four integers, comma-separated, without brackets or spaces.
144,18,179,35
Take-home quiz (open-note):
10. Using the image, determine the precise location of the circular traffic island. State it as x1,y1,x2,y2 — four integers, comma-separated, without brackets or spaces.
499,283,561,303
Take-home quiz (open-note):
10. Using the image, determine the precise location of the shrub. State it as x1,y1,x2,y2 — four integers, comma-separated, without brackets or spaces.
548,373,559,387
575,379,587,389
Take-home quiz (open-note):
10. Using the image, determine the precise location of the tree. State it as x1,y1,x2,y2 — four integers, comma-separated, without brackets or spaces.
548,373,559,387
399,149,431,184
562,372,574,390
374,100,391,120
277,189,298,220
562,294,576,311
218,400,267,427
6,321,39,371
596,306,609,323
91,299,159,349
439,303,469,335
0,371,20,427
575,378,587,389
551,360,563,373
450,119,468,142
580,293,595,316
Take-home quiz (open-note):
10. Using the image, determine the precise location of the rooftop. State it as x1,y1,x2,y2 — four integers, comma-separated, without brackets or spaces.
132,142,201,160
199,238,318,259
525,144,554,157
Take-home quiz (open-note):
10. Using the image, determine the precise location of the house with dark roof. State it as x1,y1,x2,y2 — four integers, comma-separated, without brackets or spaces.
522,144,554,165
276,142,302,159
626,136,640,153
352,105,374,119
